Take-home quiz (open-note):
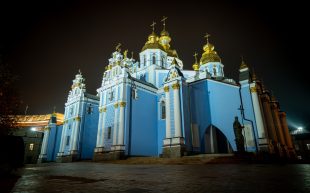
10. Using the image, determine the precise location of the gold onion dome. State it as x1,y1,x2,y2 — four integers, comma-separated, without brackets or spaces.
142,22,165,52
200,34,221,64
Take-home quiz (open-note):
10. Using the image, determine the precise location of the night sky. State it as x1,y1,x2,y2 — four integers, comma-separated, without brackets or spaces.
0,1,309,131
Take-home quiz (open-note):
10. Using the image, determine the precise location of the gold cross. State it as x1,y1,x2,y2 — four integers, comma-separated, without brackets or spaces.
116,43,121,52
150,21,156,32
204,33,210,42
193,52,198,63
161,16,168,29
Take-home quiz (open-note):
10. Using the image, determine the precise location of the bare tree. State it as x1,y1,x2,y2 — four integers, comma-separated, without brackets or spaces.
0,58,21,137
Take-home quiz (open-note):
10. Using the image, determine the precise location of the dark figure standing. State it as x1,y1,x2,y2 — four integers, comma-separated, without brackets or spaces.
233,116,245,153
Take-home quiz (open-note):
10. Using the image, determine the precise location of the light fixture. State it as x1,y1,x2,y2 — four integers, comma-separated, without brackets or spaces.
31,127,37,131
297,127,303,131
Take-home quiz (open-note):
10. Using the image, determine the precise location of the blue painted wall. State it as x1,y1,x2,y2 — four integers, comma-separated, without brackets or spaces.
207,80,241,151
46,124,63,162
80,101,99,159
189,80,212,153
128,86,158,156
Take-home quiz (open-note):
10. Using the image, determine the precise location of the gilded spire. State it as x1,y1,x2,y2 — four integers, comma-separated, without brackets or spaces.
240,55,248,69
192,52,199,71
200,33,221,64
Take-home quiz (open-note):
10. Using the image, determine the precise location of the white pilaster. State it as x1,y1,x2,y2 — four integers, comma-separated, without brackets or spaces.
96,110,103,147
113,85,119,145
164,85,171,138
172,82,182,138
118,103,125,145
39,127,50,158
57,123,67,156
250,85,266,138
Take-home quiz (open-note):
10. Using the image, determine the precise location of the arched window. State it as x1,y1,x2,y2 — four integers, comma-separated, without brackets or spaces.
152,55,156,64
161,100,166,119
144,55,146,66
162,57,165,68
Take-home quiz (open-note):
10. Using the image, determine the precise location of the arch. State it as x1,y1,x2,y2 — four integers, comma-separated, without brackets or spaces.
203,125,233,154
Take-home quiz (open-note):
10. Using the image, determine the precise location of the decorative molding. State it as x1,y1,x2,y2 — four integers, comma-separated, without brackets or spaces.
103,107,107,112
172,83,180,90
250,87,257,93
114,103,119,108
119,102,126,107
73,116,81,121
164,86,169,92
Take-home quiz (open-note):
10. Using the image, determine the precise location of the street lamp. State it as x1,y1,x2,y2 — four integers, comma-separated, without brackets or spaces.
297,127,303,132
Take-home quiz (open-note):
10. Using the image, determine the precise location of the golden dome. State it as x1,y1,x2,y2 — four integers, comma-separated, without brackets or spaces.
200,34,221,64
141,31,165,51
160,29,170,37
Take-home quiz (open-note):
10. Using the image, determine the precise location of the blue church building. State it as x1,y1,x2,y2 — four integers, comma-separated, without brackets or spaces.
38,21,295,162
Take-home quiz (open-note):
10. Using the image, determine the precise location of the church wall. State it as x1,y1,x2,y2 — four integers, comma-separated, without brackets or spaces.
129,87,158,156
46,125,63,161
156,92,166,156
240,84,259,152
207,80,241,152
180,83,191,151
189,80,212,153
79,100,99,160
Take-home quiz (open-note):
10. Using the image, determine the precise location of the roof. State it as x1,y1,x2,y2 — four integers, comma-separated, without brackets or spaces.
16,113,64,127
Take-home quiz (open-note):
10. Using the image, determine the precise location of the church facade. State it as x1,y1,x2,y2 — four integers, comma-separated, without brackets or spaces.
39,21,295,162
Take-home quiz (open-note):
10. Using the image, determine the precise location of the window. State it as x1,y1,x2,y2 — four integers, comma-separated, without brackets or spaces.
162,57,164,67
144,55,146,66
108,127,112,139
152,55,156,64
132,88,138,99
109,90,114,101
70,107,73,115
66,136,70,146
29,143,34,151
87,104,93,114
161,101,166,119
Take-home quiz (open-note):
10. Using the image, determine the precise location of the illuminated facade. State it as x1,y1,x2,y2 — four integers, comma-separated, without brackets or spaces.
45,20,294,162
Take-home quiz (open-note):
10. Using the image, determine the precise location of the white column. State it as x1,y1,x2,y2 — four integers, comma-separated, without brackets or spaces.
58,123,67,155
172,82,182,138
72,119,80,151
96,110,103,147
118,102,126,145
101,109,107,146
250,85,266,138
39,127,50,157
164,85,171,138
69,120,76,151
113,103,119,145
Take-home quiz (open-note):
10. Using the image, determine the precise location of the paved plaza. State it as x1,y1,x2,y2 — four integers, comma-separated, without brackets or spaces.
10,162,310,193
